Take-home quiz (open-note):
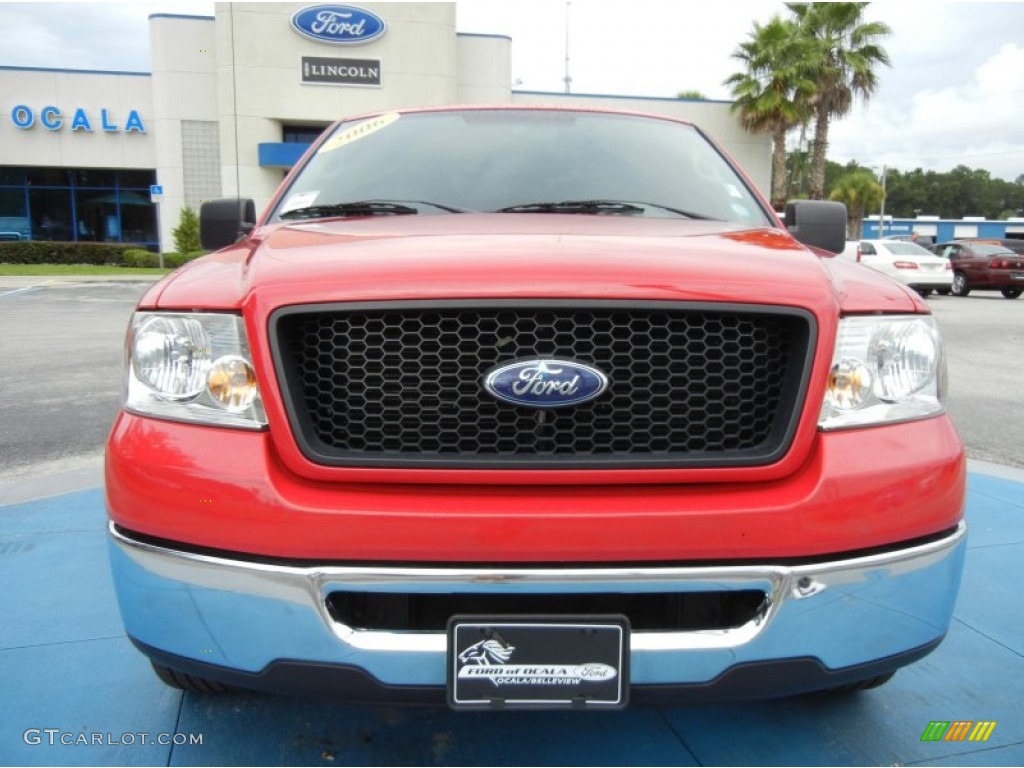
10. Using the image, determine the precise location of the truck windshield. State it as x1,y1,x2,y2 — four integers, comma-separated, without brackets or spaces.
270,109,771,226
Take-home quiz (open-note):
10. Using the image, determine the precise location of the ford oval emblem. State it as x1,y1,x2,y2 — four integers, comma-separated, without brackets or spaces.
483,359,609,409
291,5,387,45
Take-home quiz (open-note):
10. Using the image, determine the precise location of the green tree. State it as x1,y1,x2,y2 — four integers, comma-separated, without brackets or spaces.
814,163,1024,220
676,90,708,100
829,169,884,238
724,16,816,210
824,158,872,197
788,2,891,200
172,206,201,254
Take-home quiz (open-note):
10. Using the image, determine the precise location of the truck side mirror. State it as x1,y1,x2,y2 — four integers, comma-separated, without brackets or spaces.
200,198,257,251
784,200,847,255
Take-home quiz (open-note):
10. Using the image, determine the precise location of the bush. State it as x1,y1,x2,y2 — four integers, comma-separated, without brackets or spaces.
0,240,206,269
0,241,138,265
162,251,205,268
121,249,204,269
123,249,160,268
172,207,201,254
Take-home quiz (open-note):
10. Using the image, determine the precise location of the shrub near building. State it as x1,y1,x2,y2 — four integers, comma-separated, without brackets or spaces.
123,248,203,268
172,207,201,255
0,241,138,265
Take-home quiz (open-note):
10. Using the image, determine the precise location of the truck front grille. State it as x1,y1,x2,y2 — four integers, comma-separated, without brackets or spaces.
270,301,814,469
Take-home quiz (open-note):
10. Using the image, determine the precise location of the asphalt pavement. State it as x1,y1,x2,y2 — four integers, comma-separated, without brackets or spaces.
926,293,1024,469
0,280,149,483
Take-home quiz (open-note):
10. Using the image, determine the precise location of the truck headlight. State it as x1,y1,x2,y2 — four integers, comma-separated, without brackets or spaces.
125,312,267,429
819,315,945,430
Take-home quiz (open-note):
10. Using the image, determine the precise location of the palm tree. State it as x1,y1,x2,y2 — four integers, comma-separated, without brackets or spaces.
829,169,884,238
725,16,816,211
788,2,891,200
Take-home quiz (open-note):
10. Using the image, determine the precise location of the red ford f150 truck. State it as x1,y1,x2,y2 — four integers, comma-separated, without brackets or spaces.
106,106,965,710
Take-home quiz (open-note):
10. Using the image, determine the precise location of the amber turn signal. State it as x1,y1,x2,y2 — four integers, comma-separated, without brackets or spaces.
207,356,259,411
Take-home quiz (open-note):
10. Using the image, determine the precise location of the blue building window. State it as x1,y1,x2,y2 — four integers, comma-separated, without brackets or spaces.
0,166,158,246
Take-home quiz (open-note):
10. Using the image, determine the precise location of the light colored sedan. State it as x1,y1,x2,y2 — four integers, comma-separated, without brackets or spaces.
856,239,953,297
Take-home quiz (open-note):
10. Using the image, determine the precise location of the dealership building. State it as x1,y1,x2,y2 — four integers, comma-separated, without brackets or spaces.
0,2,773,252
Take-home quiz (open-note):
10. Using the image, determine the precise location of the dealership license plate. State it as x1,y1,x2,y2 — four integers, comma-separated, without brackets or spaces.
1013,272,1024,281
447,616,629,710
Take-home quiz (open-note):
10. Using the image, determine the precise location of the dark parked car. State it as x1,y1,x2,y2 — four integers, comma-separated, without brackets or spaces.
961,238,1024,255
931,240,1024,298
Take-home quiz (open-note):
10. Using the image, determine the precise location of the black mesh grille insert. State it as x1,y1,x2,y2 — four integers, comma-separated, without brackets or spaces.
271,302,813,468
326,590,768,632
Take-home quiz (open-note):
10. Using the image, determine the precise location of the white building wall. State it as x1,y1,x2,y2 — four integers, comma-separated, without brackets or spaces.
150,15,219,252
456,34,512,103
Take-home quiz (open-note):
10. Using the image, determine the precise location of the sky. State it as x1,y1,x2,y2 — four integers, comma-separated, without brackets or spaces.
1,1,1022,182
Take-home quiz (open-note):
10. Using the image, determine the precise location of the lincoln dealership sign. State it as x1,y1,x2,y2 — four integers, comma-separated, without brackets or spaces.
8,105,145,133
301,56,381,86
291,5,386,45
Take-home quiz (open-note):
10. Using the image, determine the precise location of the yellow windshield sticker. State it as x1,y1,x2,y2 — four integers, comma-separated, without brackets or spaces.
319,113,400,153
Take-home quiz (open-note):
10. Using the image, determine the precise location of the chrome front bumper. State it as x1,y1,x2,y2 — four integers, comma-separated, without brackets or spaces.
108,522,966,689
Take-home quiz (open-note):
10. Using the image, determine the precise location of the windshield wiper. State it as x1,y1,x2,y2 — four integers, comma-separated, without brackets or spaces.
279,199,468,220
495,200,644,215
280,201,417,220
494,199,717,219
400,200,471,213
630,202,719,220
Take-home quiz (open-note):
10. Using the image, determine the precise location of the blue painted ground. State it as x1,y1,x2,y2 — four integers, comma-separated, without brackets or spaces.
1,472,1021,766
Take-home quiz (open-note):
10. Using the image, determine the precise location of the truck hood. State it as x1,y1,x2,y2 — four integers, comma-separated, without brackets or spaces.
147,214,920,313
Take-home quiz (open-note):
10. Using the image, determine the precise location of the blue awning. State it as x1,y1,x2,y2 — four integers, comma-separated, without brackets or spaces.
258,142,311,169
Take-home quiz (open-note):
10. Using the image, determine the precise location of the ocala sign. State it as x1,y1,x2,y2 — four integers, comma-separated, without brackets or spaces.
8,105,146,133
290,5,386,45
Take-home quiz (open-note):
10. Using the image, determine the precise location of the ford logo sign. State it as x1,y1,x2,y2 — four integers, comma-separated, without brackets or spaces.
483,359,609,409
291,5,386,45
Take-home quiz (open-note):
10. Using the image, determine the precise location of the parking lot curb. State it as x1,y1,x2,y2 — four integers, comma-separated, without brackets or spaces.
0,275,164,289
0,455,104,507
968,458,1024,483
